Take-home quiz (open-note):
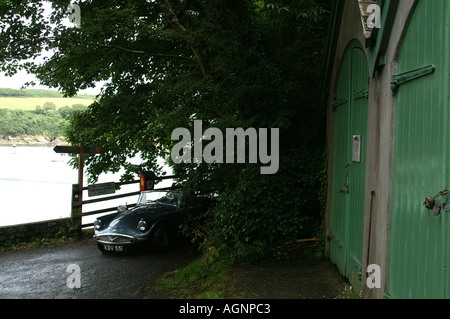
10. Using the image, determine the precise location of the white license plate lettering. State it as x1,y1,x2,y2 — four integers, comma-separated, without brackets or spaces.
104,245,123,252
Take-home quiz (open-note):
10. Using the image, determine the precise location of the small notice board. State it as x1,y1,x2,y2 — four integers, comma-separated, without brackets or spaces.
352,135,361,163
88,182,116,197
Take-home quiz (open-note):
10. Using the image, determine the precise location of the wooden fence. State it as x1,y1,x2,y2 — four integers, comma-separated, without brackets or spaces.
71,175,179,228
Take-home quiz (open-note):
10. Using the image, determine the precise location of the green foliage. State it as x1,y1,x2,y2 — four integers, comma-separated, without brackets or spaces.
2,235,22,251
193,148,327,263
0,219,81,252
154,256,233,298
55,219,80,239
336,285,364,299
0,104,87,137
1,0,331,262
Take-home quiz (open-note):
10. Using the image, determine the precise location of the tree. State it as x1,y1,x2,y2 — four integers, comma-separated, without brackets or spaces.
0,0,330,259
43,101,57,113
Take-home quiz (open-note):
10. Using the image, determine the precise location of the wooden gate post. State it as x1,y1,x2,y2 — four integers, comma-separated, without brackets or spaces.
73,144,84,231
54,143,106,231
71,184,82,232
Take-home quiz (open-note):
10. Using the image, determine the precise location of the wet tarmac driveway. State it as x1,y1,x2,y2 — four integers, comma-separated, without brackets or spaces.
0,237,199,299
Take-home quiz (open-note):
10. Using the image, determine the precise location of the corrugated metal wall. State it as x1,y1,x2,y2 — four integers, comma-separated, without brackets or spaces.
347,46,368,285
329,40,369,288
388,0,450,299
329,46,351,276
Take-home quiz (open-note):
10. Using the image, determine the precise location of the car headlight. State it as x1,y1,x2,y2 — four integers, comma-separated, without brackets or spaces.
94,219,102,230
138,219,148,232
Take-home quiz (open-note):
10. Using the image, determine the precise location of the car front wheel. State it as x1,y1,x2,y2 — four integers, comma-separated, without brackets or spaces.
152,224,169,252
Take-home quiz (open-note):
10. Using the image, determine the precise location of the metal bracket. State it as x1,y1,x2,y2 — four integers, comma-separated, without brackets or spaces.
339,165,351,194
353,87,369,101
328,232,343,248
331,98,347,111
391,64,435,94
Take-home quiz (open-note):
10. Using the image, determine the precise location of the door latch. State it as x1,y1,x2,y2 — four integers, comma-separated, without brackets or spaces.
339,164,351,194
424,189,449,215
340,183,349,194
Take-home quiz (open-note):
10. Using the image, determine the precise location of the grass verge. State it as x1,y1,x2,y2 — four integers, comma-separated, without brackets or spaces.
151,237,327,299
151,257,235,299
335,285,364,299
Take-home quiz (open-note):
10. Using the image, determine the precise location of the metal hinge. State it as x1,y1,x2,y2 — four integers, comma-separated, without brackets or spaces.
331,98,347,111
328,232,343,248
353,87,369,101
391,64,435,94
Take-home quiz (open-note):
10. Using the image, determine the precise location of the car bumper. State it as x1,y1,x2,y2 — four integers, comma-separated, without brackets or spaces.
95,233,137,245
94,232,150,249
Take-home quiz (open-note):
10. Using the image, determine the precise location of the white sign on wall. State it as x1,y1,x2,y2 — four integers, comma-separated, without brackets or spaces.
352,135,361,163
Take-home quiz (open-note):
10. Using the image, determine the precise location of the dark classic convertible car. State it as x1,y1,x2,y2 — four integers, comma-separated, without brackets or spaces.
93,190,214,253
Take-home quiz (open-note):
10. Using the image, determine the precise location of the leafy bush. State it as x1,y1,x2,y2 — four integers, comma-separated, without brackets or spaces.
197,148,327,263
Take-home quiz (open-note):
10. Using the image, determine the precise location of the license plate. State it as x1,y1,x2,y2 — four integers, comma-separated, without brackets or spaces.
104,245,124,252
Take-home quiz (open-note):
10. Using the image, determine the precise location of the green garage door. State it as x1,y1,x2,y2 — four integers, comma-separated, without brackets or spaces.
329,40,369,289
388,0,450,299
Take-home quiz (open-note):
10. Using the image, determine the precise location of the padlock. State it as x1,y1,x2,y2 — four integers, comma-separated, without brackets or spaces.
424,190,449,209
424,196,436,209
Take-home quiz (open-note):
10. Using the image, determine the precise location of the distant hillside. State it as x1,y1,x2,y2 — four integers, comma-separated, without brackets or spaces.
0,87,96,99
0,88,96,111
0,104,88,139
0,88,97,145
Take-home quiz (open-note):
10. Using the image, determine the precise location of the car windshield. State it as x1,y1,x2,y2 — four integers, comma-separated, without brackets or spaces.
137,190,185,207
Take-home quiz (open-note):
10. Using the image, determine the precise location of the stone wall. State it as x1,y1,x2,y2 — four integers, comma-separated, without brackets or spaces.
0,218,72,245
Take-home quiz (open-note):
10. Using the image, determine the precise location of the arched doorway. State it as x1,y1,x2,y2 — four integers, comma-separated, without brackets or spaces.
329,40,369,289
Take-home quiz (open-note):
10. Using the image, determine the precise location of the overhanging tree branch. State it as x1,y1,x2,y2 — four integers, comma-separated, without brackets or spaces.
157,0,210,78
55,36,194,62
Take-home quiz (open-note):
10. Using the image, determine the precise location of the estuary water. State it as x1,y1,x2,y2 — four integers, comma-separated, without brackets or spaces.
0,146,172,227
